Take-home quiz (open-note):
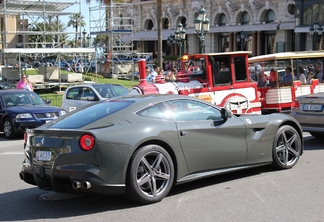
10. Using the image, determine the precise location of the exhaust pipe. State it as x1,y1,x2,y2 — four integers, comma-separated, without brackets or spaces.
19,172,25,180
82,181,92,190
72,181,81,189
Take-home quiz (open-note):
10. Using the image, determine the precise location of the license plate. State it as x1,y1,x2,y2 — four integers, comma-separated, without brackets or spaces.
36,151,51,161
303,104,323,111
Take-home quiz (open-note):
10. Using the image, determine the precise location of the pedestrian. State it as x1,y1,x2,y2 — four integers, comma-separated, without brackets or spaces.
17,74,33,91
145,67,152,83
306,72,314,84
314,61,323,83
149,66,160,83
282,66,293,84
299,66,307,84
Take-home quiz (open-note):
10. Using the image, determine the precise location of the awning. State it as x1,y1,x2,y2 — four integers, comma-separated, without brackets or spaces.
294,26,311,33
0,0,74,15
209,23,278,33
279,22,295,30
3,48,96,54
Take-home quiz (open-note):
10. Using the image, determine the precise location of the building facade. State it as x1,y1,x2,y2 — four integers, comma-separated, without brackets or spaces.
129,0,324,57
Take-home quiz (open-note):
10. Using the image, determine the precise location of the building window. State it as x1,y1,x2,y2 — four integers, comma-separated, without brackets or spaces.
240,12,250,25
163,19,170,29
265,10,275,23
219,14,227,26
148,20,153,30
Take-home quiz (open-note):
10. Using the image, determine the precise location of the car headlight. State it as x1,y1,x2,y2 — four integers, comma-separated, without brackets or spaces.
16,113,33,118
60,110,67,115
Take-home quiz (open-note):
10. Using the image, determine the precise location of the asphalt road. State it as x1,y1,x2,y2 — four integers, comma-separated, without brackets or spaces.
0,132,323,222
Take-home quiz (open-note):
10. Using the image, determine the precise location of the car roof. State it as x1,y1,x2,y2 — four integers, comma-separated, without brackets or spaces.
109,94,210,105
66,83,125,89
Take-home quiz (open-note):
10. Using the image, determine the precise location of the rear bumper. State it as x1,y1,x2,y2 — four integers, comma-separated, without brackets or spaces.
20,166,126,195
290,112,324,133
20,151,126,195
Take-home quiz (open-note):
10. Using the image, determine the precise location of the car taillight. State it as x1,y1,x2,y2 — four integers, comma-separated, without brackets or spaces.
24,131,27,143
291,99,300,109
79,134,95,151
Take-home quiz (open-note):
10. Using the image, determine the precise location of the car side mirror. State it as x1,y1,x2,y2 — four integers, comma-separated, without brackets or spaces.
221,107,232,120
87,96,95,101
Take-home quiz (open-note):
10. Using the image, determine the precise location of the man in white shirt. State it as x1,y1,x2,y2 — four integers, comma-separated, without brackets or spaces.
149,66,160,83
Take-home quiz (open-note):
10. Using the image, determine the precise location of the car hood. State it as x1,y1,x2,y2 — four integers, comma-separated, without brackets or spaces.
5,105,61,113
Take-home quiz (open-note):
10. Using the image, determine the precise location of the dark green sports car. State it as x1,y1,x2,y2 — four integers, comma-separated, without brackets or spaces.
20,94,304,204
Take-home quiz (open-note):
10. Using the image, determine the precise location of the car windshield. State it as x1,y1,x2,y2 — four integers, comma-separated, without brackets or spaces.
50,100,134,129
3,92,46,107
93,85,129,99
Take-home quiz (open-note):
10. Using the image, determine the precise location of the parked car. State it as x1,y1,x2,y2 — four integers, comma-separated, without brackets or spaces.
20,94,303,204
0,89,66,139
61,83,129,112
0,82,16,89
290,91,324,138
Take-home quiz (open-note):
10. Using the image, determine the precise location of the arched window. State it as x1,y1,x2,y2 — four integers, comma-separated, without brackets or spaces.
163,19,170,29
240,12,250,25
219,14,227,26
148,20,153,30
265,10,275,23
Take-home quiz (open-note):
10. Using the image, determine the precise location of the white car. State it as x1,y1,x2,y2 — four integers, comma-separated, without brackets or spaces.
62,83,129,112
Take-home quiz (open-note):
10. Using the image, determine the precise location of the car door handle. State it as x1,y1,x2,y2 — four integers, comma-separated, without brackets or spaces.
180,131,186,136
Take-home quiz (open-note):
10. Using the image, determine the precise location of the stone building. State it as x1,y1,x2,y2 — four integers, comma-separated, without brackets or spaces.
129,0,324,57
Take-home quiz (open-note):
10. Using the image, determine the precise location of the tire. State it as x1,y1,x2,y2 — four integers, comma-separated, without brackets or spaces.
310,132,324,139
272,125,301,169
3,118,17,139
125,144,174,204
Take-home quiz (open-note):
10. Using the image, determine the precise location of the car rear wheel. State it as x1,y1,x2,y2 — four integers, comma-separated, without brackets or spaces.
3,118,16,139
125,144,174,204
272,125,301,169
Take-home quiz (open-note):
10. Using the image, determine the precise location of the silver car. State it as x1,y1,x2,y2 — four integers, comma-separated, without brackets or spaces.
290,91,324,138
62,83,129,112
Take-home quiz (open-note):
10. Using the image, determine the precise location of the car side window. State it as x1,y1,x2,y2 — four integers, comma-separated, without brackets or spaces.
164,99,223,122
66,87,81,100
80,87,95,100
137,103,173,121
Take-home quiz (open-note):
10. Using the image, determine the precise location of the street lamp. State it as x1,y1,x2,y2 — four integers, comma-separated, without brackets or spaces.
86,34,91,48
194,6,210,53
167,34,176,55
82,29,87,48
309,20,323,50
174,23,186,57
236,31,249,51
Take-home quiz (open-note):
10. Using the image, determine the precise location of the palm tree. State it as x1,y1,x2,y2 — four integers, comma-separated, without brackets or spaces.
67,13,86,48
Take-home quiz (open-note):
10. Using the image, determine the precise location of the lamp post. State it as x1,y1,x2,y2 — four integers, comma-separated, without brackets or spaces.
82,29,87,48
309,20,323,50
86,34,91,48
236,31,249,51
174,23,186,57
167,34,176,55
194,6,210,53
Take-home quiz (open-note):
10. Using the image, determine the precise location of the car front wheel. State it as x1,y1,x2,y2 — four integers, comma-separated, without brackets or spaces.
272,125,301,169
3,118,16,139
125,144,174,204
